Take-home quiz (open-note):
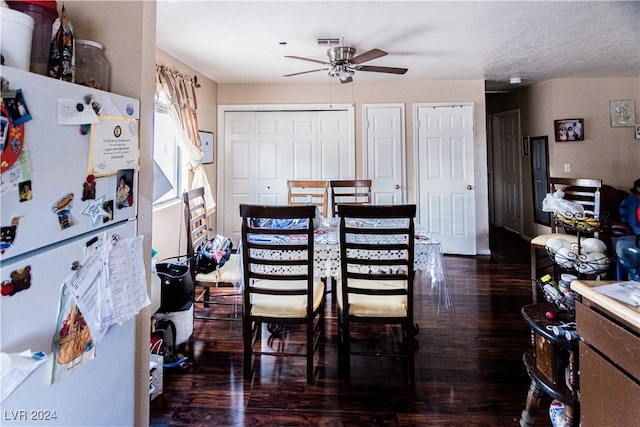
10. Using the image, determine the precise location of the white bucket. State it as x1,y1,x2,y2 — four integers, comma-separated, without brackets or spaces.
1,7,35,71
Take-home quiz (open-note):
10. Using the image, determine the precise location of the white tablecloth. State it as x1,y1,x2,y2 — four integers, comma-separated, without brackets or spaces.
313,228,452,311
242,222,452,312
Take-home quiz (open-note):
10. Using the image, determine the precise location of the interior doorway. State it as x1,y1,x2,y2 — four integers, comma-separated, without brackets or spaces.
489,109,522,235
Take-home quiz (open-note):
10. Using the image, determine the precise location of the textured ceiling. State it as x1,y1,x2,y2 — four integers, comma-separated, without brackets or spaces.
156,1,640,92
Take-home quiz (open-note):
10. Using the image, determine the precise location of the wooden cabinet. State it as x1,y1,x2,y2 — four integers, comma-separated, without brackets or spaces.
571,281,640,427
571,281,640,426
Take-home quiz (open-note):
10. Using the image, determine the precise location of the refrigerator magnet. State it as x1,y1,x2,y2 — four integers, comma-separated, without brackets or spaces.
0,217,20,254
81,195,110,227
52,193,74,229
82,175,96,201
3,89,32,127
0,266,31,296
0,103,25,174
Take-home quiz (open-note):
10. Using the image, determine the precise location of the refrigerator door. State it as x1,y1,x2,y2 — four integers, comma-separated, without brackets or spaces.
0,220,136,426
1,66,140,262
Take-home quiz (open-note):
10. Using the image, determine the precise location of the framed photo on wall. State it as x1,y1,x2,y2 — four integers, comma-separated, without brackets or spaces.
610,100,635,127
554,119,584,142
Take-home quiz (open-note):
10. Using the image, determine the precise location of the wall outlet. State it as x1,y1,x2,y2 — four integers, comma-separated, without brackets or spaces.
564,163,571,172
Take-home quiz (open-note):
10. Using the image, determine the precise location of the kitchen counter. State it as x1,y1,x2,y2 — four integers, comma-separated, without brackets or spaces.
570,280,640,332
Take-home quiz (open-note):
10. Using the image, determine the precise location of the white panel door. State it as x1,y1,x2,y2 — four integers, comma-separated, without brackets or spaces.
222,109,352,243
416,104,476,255
364,105,405,204
290,112,316,179
223,112,254,240
256,112,290,205
318,111,351,180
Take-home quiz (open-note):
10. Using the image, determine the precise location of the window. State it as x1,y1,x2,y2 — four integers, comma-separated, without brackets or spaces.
153,93,188,205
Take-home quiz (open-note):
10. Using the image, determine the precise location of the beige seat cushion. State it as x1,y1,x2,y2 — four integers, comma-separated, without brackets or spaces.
337,278,408,318
195,253,241,285
530,233,579,247
250,279,325,318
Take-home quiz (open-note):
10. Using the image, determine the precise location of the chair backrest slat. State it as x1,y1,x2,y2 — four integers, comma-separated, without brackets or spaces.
240,204,317,303
548,177,602,233
287,180,329,217
330,179,372,216
338,204,417,317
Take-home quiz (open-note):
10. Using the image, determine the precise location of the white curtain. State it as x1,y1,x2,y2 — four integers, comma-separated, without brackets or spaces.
155,65,215,213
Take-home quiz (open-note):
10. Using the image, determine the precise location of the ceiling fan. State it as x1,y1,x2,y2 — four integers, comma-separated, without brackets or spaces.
283,46,408,83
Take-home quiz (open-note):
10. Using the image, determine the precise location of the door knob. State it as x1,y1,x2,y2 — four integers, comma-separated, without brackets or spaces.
395,184,400,189
467,185,473,190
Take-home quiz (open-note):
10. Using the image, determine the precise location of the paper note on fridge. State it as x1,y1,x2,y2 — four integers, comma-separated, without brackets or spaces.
89,116,139,175
58,99,100,124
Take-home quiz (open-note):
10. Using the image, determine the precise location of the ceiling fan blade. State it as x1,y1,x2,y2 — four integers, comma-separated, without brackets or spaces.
283,68,328,77
340,76,353,84
357,65,408,75
349,48,387,64
285,55,331,66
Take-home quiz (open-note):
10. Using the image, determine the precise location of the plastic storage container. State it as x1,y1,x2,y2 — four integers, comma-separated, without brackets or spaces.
74,39,110,91
0,6,34,71
6,1,58,75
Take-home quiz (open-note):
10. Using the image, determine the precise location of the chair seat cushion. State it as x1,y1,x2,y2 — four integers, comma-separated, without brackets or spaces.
531,233,579,247
250,279,325,318
195,254,241,285
337,278,408,318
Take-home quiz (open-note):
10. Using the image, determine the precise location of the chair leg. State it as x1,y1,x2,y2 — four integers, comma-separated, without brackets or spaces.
307,317,314,384
243,318,253,381
343,316,351,380
404,321,416,384
203,287,210,308
530,244,538,283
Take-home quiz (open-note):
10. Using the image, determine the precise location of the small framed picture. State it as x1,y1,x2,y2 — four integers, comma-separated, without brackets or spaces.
610,100,635,127
0,114,8,152
635,123,640,140
3,89,32,126
522,135,530,157
554,119,584,142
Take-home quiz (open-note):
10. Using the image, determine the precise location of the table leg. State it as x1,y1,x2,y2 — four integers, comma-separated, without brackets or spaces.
520,380,544,427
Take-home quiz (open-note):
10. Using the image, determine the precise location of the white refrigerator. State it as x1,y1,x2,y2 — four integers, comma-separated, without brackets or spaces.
0,66,141,426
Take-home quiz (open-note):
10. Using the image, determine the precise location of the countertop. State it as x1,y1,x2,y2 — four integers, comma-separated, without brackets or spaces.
571,280,640,330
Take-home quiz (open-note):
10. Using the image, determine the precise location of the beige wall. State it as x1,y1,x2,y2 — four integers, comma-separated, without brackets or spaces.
218,80,491,252
488,76,640,240
64,1,156,425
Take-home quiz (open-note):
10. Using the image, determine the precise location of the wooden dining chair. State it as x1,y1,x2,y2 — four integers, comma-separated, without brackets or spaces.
337,203,417,383
239,204,326,384
183,187,242,321
530,177,602,284
330,179,372,216
287,180,329,217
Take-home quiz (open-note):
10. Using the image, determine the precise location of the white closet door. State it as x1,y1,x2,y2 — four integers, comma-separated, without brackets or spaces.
222,109,352,242
223,111,255,240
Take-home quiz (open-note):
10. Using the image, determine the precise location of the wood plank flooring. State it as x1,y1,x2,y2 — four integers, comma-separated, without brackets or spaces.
150,227,555,426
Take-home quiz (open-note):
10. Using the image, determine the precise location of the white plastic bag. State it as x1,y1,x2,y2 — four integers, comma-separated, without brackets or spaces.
542,190,584,215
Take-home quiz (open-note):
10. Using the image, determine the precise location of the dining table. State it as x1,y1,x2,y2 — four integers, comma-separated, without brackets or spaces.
239,217,453,312
313,221,452,312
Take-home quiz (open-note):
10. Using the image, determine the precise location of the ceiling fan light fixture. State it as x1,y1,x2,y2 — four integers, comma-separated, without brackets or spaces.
328,65,354,80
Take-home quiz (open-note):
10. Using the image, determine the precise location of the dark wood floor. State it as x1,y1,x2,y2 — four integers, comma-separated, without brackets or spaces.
151,227,555,426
